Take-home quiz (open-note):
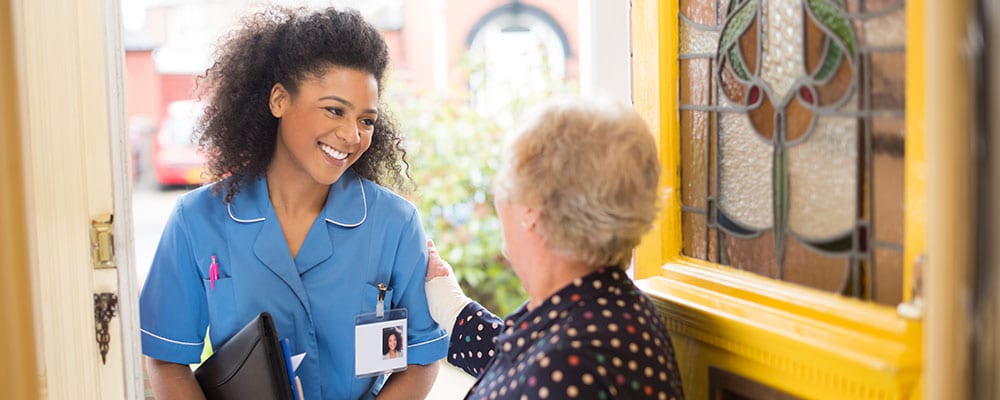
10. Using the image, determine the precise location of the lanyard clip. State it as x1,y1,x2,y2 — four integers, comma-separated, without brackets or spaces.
376,283,387,319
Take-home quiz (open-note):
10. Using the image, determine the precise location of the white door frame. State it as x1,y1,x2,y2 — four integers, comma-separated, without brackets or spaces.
14,0,141,397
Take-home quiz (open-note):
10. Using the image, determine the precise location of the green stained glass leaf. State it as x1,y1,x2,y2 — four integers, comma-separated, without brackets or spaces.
729,46,752,82
805,0,857,57
719,0,758,81
815,39,843,80
727,0,743,16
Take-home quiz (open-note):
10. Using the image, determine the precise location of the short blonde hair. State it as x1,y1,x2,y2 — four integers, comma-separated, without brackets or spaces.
494,97,661,268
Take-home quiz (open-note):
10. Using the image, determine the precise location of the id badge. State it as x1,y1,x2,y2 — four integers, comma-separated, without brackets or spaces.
355,283,408,378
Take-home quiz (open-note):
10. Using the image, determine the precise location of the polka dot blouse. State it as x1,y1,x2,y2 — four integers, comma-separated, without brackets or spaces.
447,267,685,399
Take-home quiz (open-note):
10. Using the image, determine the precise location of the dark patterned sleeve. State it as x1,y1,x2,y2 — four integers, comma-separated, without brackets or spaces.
446,301,503,377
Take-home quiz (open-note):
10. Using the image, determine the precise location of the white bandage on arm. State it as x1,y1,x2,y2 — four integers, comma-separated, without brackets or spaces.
425,275,472,336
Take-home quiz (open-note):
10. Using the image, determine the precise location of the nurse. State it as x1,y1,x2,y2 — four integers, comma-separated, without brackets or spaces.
139,6,447,400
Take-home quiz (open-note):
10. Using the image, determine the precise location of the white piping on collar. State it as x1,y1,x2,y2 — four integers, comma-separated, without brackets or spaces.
227,203,266,223
325,176,367,227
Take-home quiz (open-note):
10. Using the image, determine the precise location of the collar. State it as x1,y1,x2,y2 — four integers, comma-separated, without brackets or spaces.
498,267,629,354
226,169,368,227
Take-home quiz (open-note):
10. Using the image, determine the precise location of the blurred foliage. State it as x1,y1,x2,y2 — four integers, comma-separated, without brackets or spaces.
392,52,576,316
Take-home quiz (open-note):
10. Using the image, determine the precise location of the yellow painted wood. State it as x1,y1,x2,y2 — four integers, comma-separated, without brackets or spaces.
0,0,41,398
924,0,973,398
902,0,926,304
638,260,923,400
632,0,680,279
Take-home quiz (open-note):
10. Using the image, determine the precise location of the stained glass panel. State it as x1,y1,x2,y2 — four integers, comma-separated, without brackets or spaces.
681,59,712,105
680,0,717,25
681,110,708,208
721,231,778,278
678,0,907,305
787,115,857,240
718,112,774,230
870,51,906,110
862,6,906,47
681,19,721,55
872,118,905,243
683,211,708,259
874,247,903,303
782,239,852,293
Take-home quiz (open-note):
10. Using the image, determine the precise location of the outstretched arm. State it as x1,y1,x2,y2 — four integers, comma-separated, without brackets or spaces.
424,240,504,377
424,240,473,333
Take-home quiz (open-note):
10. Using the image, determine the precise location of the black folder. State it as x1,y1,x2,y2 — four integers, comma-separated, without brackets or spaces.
194,312,295,400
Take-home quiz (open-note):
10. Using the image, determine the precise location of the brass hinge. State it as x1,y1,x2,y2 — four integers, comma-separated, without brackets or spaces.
90,213,116,269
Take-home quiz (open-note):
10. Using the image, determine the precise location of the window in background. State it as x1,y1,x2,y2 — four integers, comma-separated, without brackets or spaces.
466,4,570,121
678,0,906,304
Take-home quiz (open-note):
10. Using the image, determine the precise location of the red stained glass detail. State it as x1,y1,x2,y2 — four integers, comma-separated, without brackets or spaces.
748,85,760,105
799,86,815,104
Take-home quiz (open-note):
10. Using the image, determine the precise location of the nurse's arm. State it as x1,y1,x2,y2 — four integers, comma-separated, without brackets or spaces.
376,361,440,399
145,357,206,400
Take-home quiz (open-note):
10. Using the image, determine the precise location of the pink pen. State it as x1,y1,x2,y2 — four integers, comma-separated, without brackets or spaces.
209,255,219,290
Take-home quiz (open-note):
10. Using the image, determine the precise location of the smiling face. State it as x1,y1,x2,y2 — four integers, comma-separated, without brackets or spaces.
268,66,379,186
387,332,397,351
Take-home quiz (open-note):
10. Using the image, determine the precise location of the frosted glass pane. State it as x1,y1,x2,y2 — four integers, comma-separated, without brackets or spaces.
787,112,858,240
863,8,906,47
681,110,708,208
874,247,903,305
680,19,720,55
864,0,903,12
718,112,773,230
760,0,805,102
873,118,905,243
782,239,851,292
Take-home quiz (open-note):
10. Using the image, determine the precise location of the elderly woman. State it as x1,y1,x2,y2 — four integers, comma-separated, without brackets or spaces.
425,98,684,399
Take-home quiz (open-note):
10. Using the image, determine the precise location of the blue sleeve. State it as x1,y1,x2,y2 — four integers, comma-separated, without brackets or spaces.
391,209,448,365
448,302,503,377
139,199,208,364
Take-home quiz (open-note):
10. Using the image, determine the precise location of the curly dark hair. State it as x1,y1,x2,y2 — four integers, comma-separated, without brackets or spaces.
196,6,409,202
382,326,402,355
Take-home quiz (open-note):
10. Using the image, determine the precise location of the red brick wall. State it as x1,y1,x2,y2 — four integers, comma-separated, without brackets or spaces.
159,74,197,116
125,50,162,123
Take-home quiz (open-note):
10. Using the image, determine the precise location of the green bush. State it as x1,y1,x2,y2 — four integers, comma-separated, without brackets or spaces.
396,95,521,315
394,53,576,316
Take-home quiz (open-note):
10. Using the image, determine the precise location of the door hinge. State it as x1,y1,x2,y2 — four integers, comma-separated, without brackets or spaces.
90,213,116,269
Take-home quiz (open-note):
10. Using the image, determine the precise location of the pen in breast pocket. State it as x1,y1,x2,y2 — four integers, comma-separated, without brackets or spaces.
210,255,219,290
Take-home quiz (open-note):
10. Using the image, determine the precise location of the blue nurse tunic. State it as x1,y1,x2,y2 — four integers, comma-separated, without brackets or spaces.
139,169,448,400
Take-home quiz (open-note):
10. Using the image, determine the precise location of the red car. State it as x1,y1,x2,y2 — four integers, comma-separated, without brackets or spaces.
153,100,207,188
